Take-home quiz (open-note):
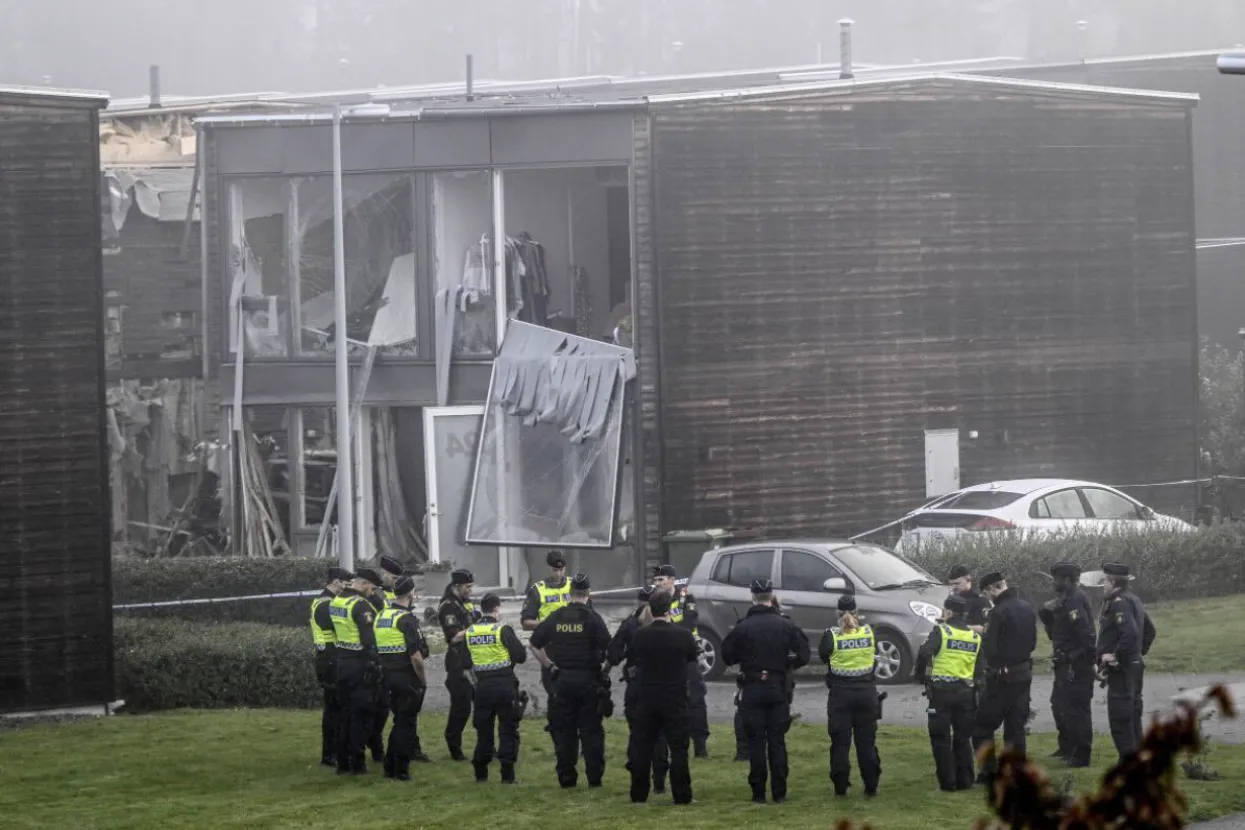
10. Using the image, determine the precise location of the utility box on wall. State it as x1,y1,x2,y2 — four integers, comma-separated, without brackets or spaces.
924,428,961,498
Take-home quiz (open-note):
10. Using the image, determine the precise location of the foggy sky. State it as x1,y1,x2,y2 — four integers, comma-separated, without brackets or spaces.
2,0,1243,98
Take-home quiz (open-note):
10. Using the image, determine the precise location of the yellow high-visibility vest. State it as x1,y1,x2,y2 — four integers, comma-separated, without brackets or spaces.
828,625,876,677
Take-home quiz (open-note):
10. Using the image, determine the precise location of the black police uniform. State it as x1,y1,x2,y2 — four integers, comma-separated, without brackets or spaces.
972,574,1037,780
365,588,390,763
437,572,477,760
1097,564,1143,759
607,589,671,794
380,601,430,779
468,609,528,783
721,581,811,804
311,587,341,766
819,597,882,797
530,580,612,789
332,585,381,774
521,552,572,747
915,596,978,792
1038,563,1097,766
628,605,699,805
1120,587,1156,747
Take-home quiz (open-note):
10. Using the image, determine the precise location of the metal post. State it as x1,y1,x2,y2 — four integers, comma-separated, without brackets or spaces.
332,106,355,571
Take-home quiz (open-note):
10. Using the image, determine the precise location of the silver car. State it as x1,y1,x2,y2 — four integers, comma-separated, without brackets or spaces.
685,540,946,684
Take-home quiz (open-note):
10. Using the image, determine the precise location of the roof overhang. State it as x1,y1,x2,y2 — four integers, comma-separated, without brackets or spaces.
0,84,108,108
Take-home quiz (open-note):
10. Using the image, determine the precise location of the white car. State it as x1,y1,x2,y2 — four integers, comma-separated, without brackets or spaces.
893,478,1193,554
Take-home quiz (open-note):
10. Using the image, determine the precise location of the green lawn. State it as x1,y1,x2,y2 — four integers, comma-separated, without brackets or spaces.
1143,596,1245,674
3,710,1244,829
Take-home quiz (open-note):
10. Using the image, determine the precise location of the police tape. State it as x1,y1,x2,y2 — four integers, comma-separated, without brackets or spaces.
112,582,663,611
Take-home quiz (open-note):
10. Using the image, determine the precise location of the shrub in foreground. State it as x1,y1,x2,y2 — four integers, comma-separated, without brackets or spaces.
902,523,1245,603
115,617,319,712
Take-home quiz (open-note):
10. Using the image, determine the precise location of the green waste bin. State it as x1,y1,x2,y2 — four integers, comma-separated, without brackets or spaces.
661,529,734,580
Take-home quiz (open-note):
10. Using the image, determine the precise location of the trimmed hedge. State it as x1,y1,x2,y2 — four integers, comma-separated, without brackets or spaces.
113,557,430,627
114,617,320,711
903,523,1245,604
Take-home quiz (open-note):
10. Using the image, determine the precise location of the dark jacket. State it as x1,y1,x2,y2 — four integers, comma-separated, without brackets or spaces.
438,589,475,672
960,589,992,628
1038,587,1097,664
1120,590,1156,656
671,587,700,632
607,609,644,673
1097,590,1142,662
631,620,699,701
721,604,811,680
530,602,611,672
980,588,1037,672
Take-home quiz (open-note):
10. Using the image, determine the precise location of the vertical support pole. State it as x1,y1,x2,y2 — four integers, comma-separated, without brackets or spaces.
332,105,355,572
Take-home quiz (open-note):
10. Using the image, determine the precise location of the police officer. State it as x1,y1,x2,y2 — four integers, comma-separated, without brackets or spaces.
378,555,404,604
437,568,477,761
522,550,572,746
1112,564,1157,748
311,566,351,767
722,578,811,804
376,575,431,780
530,573,612,789
329,567,383,775
465,593,527,784
946,565,991,633
608,585,671,795
367,558,403,761
972,571,1037,781
915,593,980,791
1097,562,1145,760
628,590,698,805
1039,562,1096,767
820,593,881,798
653,564,710,757
733,594,791,762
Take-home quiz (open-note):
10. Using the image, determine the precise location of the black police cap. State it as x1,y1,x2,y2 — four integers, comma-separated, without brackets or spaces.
546,549,567,568
1050,562,1081,579
750,578,773,594
947,565,971,582
655,564,677,578
450,569,475,585
394,576,416,596
1103,562,1130,577
327,567,353,583
944,594,969,613
978,571,1005,590
570,573,590,591
379,555,404,576
355,568,382,586
837,594,857,613
480,593,502,612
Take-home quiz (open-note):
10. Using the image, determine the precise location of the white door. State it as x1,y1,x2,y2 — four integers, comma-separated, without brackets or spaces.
423,406,505,589
924,429,961,498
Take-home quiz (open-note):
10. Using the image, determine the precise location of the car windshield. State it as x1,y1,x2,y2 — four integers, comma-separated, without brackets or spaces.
931,490,1025,510
833,544,941,590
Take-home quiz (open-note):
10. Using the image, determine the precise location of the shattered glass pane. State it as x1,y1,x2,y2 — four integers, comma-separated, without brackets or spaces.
293,174,417,357
466,375,625,549
228,178,289,358
432,171,497,358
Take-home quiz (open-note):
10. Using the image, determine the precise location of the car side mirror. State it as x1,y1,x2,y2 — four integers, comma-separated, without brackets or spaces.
823,577,848,592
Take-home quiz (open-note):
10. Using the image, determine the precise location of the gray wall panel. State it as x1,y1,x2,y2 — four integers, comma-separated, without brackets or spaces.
413,121,492,168
341,123,417,170
216,127,283,174
281,126,335,174
491,113,633,165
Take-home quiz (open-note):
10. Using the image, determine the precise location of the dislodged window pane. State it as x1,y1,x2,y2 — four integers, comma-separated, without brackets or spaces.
466,322,634,548
228,178,289,357
432,171,496,359
294,174,417,356
299,406,338,530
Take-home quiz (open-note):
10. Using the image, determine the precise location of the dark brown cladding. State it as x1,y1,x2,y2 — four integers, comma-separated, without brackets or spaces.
0,89,113,713
649,80,1197,539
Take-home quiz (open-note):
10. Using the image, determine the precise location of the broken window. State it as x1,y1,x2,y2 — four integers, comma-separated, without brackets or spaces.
465,322,634,548
293,174,417,357
227,178,290,358
432,170,497,359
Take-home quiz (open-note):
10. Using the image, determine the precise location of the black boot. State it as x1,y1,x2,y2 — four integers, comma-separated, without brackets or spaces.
412,750,433,763
501,763,516,784
694,740,709,759
474,762,489,783
653,776,666,794
450,746,468,762
321,755,337,767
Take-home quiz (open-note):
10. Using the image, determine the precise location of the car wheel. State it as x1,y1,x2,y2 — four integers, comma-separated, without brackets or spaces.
697,629,725,681
873,630,912,685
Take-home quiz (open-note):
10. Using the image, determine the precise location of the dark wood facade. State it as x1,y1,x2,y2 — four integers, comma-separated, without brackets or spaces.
0,87,112,713
643,78,1199,542
982,52,1245,347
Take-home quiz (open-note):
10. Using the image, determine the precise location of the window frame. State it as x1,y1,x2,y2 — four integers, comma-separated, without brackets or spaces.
1029,487,1090,520
710,548,778,588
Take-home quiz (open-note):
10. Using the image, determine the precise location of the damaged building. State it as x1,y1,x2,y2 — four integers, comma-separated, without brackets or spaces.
194,66,1199,591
